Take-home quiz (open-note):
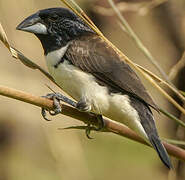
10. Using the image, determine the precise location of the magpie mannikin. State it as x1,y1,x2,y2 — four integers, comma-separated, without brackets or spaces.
16,7,172,169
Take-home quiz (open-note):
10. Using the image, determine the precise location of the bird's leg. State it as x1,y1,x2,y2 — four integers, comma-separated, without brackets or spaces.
76,98,105,138
95,114,105,131
76,98,94,138
76,98,91,112
41,94,105,138
41,93,77,121
84,114,105,139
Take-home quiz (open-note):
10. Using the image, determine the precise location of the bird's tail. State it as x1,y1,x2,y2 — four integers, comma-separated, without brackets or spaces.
130,97,173,169
148,134,172,169
140,113,173,169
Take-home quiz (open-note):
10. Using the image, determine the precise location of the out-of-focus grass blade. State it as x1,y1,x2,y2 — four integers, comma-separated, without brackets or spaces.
163,138,185,147
159,108,185,128
59,126,89,130
169,52,185,82
59,125,108,133
180,91,185,97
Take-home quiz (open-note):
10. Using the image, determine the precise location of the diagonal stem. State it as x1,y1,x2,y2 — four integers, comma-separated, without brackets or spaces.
0,85,185,161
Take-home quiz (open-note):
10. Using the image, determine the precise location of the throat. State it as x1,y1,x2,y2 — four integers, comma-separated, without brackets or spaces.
36,34,68,55
45,44,69,68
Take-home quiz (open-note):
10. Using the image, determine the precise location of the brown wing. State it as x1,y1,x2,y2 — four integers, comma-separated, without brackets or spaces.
66,34,158,111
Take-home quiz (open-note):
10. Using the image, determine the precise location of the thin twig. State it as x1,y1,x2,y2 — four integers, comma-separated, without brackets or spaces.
0,85,185,161
136,63,185,102
159,108,185,128
162,138,185,146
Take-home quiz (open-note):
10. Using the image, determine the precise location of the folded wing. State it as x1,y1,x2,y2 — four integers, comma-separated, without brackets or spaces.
65,34,158,111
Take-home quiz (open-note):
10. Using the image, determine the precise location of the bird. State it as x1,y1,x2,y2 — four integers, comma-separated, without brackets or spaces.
16,7,172,169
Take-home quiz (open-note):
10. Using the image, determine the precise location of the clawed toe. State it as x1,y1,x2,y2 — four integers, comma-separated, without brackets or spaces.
95,114,105,131
76,99,91,112
41,108,52,121
84,115,105,139
41,92,76,121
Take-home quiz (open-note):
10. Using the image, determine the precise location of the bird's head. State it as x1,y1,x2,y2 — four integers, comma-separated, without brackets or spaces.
16,8,94,53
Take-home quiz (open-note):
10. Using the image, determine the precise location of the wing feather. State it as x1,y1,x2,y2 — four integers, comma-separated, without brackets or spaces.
66,34,158,111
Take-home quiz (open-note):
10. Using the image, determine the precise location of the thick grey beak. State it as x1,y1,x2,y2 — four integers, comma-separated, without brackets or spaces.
16,12,47,34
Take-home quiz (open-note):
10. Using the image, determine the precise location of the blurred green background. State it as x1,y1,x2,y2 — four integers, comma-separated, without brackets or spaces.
0,0,185,180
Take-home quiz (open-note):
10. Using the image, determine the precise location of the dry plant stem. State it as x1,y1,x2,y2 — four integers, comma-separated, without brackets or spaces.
159,108,185,128
136,64,185,102
0,85,185,161
0,23,10,49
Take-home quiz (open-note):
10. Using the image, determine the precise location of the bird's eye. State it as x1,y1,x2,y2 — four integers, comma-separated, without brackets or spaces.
48,14,59,21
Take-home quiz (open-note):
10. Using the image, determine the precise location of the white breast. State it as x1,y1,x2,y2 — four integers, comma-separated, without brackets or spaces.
46,45,69,67
45,46,110,114
107,94,148,141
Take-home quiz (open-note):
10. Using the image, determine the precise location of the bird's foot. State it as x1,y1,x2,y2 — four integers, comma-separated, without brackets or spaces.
85,114,105,139
76,98,91,112
76,99,105,138
41,94,105,139
41,93,77,121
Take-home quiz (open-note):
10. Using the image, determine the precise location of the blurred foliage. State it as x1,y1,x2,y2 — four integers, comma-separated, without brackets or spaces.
0,0,185,180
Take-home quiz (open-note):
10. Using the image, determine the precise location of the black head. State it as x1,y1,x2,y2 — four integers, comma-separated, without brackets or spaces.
16,8,94,54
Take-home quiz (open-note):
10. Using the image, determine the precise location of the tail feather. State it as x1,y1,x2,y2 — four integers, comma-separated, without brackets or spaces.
129,97,172,169
149,134,172,169
129,97,172,168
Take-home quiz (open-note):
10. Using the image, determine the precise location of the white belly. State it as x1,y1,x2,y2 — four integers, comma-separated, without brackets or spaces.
47,59,110,114
47,60,148,141
45,47,148,142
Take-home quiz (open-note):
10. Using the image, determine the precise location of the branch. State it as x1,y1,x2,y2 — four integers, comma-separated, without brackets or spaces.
0,85,185,161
